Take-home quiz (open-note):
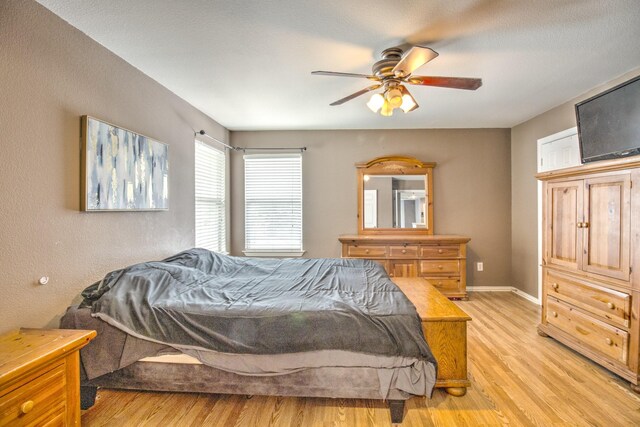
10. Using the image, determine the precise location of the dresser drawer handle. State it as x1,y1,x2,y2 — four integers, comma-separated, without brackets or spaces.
437,281,443,285
20,400,34,414
551,311,558,318
438,249,443,254
607,302,615,310
401,249,407,254
605,338,613,346
365,249,370,254
551,283,559,290
438,265,443,269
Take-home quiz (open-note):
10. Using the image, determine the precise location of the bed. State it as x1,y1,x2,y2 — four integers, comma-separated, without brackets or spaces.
61,249,438,423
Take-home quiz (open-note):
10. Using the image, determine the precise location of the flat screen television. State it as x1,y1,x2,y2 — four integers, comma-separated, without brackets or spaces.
576,75,640,163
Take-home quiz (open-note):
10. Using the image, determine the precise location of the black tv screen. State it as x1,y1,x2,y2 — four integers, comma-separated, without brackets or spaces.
576,75,640,163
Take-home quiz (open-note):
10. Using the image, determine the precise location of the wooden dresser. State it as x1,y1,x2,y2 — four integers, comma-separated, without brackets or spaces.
339,234,470,299
0,328,96,426
537,157,640,391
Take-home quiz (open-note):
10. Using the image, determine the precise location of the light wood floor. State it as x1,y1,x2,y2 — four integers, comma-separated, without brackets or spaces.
81,292,640,426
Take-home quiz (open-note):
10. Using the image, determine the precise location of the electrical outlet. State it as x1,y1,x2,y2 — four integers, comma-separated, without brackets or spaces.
477,262,484,272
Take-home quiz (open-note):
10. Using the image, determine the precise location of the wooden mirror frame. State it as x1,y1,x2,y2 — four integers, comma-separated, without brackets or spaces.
357,156,435,235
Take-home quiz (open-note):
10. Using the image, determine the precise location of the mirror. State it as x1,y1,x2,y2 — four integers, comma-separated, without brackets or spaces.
363,175,426,228
357,156,435,235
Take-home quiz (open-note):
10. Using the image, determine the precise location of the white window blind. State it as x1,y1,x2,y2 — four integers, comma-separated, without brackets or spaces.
244,153,303,254
195,140,226,252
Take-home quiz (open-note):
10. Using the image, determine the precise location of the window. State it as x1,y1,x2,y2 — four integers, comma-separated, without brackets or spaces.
244,153,303,256
195,140,227,252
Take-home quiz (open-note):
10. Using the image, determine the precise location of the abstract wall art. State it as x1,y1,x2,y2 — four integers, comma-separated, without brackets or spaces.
81,116,169,211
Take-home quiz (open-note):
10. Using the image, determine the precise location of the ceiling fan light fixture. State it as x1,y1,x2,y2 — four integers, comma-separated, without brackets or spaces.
385,88,403,108
399,86,418,113
380,99,394,117
366,93,385,113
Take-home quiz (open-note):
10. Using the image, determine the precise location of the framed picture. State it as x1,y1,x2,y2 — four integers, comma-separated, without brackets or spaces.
81,116,169,211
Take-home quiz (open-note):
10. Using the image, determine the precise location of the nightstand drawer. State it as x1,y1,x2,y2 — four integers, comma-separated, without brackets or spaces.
389,245,419,258
545,271,630,328
345,244,387,257
0,362,66,426
420,260,460,275
420,245,459,258
546,297,629,364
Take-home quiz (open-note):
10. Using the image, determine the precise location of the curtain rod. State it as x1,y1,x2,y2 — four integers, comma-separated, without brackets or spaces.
197,130,306,153
196,130,239,151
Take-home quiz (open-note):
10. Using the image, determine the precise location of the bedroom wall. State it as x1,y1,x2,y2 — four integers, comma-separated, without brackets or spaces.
230,129,512,288
0,1,228,333
510,67,640,299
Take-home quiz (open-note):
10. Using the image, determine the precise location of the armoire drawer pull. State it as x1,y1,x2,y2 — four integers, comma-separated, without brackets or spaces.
605,338,613,346
607,302,615,310
20,400,34,414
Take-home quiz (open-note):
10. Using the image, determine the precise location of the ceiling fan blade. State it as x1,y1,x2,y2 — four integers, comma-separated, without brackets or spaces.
408,76,482,90
330,84,382,106
312,71,380,81
392,46,439,77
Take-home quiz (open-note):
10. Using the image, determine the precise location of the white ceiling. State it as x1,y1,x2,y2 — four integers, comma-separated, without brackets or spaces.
37,0,640,130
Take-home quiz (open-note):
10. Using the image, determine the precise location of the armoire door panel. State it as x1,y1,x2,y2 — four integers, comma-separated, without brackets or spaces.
547,180,583,270
583,174,631,281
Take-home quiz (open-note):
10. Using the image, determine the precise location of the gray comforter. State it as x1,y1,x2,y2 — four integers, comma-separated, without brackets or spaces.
80,249,435,364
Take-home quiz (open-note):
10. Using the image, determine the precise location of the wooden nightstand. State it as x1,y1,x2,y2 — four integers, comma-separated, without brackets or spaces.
0,328,96,426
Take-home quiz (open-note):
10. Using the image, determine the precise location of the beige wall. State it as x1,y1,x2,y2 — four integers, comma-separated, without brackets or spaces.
510,68,640,298
0,1,228,333
231,129,512,287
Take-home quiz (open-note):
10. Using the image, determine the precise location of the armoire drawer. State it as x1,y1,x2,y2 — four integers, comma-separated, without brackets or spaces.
420,245,460,258
345,244,386,258
546,297,629,364
545,271,630,328
419,260,460,275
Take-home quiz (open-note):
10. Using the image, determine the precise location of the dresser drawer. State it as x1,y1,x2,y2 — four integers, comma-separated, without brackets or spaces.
545,271,630,328
420,245,459,258
546,297,629,364
345,244,386,257
424,277,461,291
0,362,66,426
388,245,419,258
419,260,460,275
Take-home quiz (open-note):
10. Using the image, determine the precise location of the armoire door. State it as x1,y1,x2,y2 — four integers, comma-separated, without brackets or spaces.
546,180,583,270
583,173,631,281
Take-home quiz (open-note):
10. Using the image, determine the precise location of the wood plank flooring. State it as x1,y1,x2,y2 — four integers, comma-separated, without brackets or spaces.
81,292,640,426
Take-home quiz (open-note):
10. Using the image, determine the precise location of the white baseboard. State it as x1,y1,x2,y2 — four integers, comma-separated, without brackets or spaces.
468,286,540,305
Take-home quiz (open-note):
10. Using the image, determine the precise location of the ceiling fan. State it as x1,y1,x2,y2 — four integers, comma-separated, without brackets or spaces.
312,46,482,116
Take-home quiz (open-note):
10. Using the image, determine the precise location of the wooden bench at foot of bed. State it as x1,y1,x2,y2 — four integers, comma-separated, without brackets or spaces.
393,277,471,396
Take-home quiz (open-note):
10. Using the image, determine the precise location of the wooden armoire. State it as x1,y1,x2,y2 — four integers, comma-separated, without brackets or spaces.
537,156,640,391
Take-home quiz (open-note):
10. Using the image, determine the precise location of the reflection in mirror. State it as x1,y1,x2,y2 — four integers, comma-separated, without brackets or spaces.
363,175,426,229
